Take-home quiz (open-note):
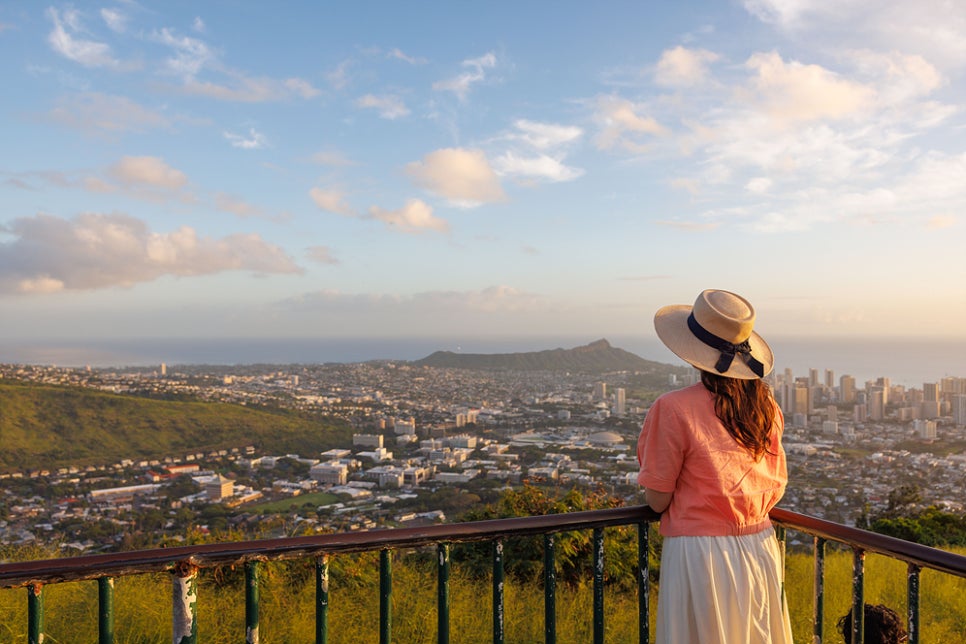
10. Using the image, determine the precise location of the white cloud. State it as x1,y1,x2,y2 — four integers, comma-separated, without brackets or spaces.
494,120,585,184
594,96,669,152
180,75,318,102
284,77,321,98
741,51,874,123
309,187,355,216
745,177,773,193
0,213,301,293
224,128,268,149
279,285,544,316
926,215,956,230
47,93,170,134
743,0,966,70
100,8,127,33
327,60,352,90
154,27,214,77
388,48,426,65
356,93,410,119
153,28,319,102
509,119,583,150
214,193,263,218
192,16,206,33
433,52,497,100
405,148,505,206
493,152,584,183
306,246,339,265
46,7,118,68
109,156,187,190
654,46,720,87
367,199,449,234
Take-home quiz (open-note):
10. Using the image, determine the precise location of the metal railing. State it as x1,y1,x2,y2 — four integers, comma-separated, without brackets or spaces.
2,505,965,643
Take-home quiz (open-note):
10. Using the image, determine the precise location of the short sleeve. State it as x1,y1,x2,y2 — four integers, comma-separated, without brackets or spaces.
637,394,687,493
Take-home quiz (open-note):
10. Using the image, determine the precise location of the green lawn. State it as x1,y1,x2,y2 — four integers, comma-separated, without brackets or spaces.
248,491,339,513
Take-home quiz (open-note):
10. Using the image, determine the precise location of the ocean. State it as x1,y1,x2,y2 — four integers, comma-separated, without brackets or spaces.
1,335,964,388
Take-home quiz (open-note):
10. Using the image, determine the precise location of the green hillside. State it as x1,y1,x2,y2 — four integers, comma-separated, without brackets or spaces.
0,380,351,472
415,338,680,373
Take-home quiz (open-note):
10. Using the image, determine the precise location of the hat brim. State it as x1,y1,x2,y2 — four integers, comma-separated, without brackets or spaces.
654,304,774,379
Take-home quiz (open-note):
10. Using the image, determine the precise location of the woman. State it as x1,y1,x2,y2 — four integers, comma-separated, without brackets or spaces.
637,289,792,644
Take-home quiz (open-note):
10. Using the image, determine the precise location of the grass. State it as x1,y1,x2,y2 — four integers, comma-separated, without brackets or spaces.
247,491,339,513
1,545,964,642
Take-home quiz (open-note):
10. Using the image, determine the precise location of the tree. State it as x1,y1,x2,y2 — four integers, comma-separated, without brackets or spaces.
454,483,644,590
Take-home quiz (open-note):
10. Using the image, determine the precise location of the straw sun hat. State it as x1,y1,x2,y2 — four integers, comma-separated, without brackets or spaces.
654,289,773,380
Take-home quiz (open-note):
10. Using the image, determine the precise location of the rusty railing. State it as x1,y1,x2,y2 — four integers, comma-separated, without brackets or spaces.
2,505,965,643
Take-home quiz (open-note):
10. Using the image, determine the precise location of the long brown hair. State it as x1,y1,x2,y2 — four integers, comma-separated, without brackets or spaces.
700,370,777,460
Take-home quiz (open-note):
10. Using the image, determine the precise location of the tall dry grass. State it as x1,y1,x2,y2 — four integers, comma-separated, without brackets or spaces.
0,547,963,642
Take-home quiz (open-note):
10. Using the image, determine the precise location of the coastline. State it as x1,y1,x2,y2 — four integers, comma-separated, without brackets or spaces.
1,335,963,388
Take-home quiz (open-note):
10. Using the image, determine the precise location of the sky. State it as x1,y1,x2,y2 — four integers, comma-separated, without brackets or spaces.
1,0,965,360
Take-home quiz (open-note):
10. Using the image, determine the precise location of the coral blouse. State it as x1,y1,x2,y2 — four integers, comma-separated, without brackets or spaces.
637,383,787,537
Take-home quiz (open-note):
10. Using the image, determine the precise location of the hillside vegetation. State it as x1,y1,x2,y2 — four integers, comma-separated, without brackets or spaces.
0,380,351,472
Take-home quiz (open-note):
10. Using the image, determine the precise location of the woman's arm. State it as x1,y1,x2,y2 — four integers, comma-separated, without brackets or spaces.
644,488,672,513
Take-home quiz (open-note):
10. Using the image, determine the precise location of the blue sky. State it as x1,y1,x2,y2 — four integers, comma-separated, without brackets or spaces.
1,1,964,351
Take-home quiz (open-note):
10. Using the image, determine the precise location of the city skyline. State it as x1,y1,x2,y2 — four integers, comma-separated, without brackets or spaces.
1,1,965,349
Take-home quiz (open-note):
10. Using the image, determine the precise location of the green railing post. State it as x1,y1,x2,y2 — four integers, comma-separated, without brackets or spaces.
814,537,826,644
438,543,450,644
99,577,115,644
851,549,865,644
245,561,260,644
493,540,504,644
380,549,392,644
776,524,787,615
172,562,198,644
907,563,921,644
544,533,556,644
593,527,605,644
316,555,329,644
637,522,649,644
27,583,44,644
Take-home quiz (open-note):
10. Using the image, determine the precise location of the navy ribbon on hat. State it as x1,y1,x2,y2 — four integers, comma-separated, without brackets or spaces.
687,313,765,377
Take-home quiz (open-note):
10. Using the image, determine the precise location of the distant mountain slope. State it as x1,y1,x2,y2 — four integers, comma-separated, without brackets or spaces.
0,381,351,473
413,339,669,372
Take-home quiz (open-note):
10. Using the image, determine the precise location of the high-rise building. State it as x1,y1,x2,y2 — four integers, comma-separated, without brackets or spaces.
953,395,966,427
923,382,939,402
613,388,626,416
942,377,966,396
781,369,795,414
825,369,835,389
809,368,820,387
876,377,891,405
594,382,607,401
840,375,856,403
793,385,809,416
869,390,884,421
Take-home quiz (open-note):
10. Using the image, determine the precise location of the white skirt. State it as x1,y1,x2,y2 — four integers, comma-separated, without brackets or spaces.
656,528,794,644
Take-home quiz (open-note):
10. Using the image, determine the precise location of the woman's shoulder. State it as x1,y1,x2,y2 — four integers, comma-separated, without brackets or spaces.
652,382,709,408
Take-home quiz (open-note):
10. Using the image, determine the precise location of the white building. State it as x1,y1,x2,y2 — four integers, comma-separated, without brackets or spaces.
206,475,234,501
353,434,384,448
913,419,938,440
310,462,349,485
